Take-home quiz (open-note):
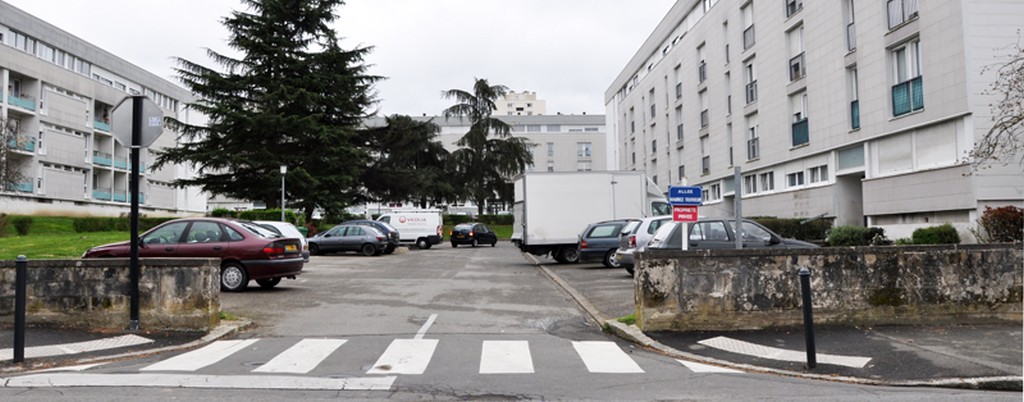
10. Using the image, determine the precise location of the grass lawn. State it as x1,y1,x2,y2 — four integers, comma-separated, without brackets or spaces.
441,224,514,241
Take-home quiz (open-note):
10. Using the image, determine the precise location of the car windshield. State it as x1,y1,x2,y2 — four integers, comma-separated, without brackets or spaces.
257,223,284,236
454,224,474,231
728,220,774,242
237,221,282,238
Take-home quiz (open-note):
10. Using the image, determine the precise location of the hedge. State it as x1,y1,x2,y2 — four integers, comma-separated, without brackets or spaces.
827,225,890,246
911,223,961,244
749,216,831,241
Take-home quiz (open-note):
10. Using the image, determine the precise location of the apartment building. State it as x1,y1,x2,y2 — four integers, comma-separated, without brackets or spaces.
606,0,1024,239
0,2,206,216
493,90,547,116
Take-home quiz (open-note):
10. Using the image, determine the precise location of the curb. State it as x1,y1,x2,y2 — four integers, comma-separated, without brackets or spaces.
525,251,1023,392
8,319,253,375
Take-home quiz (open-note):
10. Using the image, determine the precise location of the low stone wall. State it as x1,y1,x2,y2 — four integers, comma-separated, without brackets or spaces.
635,244,1023,331
0,258,220,331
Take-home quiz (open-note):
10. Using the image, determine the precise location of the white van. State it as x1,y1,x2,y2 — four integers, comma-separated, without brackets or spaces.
377,210,443,249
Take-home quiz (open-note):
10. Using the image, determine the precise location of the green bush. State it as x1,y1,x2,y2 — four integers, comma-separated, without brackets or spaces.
975,206,1023,243
827,225,890,246
11,216,33,235
444,214,475,225
750,216,831,241
238,209,300,224
209,208,237,218
478,214,514,225
912,223,960,245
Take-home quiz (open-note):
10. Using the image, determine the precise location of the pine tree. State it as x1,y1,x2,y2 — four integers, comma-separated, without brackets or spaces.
154,0,380,219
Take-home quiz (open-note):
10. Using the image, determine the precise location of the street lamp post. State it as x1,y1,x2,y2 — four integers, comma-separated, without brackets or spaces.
280,164,287,222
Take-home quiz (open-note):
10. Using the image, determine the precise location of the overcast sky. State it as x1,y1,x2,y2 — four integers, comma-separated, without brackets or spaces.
6,0,675,117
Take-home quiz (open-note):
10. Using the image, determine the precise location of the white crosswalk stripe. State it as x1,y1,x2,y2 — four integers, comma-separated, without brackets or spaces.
366,338,439,375
252,338,347,374
140,339,259,372
480,341,534,374
572,341,645,373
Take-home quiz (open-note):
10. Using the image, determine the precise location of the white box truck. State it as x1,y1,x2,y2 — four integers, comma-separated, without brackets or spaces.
511,171,670,263
377,209,444,249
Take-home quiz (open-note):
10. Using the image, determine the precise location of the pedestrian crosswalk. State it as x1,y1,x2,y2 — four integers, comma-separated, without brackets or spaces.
2,337,747,391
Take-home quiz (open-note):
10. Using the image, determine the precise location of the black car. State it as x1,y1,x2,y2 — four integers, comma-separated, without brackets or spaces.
577,219,638,268
647,218,819,250
343,219,401,253
450,222,498,247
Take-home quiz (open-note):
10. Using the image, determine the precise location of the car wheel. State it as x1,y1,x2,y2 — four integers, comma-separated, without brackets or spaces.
559,247,580,264
625,265,635,277
451,242,458,248
491,239,497,247
471,238,479,247
603,249,620,268
256,277,281,289
383,245,395,255
309,244,320,256
361,243,377,256
416,238,429,249
221,263,248,292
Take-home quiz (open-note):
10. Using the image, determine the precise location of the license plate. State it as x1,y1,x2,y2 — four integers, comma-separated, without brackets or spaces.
285,244,297,252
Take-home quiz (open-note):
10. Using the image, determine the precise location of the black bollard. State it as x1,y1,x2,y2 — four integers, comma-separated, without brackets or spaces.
14,255,27,363
799,267,816,369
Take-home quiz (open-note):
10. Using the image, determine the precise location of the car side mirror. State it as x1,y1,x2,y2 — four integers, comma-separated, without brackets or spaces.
766,235,781,246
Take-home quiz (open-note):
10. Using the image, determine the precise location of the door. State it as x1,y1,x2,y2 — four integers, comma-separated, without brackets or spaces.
687,220,734,249
319,226,346,252
139,221,190,257
176,221,229,258
340,226,365,251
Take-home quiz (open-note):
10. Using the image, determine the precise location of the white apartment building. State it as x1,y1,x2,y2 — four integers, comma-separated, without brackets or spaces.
0,2,206,216
606,0,1024,239
494,91,547,116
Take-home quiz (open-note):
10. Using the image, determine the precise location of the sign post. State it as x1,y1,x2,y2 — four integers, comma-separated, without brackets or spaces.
111,95,163,331
668,183,702,251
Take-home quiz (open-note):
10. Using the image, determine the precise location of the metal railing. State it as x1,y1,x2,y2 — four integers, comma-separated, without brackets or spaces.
93,187,112,201
93,151,112,167
93,120,111,132
792,118,809,146
6,134,36,152
7,94,36,111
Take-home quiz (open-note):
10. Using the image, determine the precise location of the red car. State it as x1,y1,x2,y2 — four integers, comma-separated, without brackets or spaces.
82,217,304,292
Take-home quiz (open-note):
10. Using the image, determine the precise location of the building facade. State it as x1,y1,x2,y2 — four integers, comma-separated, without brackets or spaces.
493,90,547,116
0,2,206,216
606,0,1024,240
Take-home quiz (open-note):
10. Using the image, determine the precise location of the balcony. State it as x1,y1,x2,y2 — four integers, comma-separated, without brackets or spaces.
847,22,857,51
94,120,111,132
6,181,33,193
892,76,924,116
789,52,806,81
113,192,128,203
851,100,860,129
114,157,129,170
93,151,112,167
792,118,809,147
747,137,760,160
93,188,112,201
743,25,755,50
887,0,919,29
6,134,36,153
700,109,709,128
698,61,707,83
7,94,36,111
745,81,758,104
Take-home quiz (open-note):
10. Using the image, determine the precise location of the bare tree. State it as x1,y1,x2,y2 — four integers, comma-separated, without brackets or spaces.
971,31,1024,170
0,117,29,192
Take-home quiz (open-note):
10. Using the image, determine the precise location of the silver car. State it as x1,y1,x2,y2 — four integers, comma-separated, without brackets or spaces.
307,224,389,256
647,219,818,251
615,215,672,276
255,220,310,262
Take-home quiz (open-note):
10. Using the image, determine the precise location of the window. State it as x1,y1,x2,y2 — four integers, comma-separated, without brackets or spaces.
845,0,857,50
786,0,803,17
727,124,734,166
699,91,709,128
629,107,635,133
789,26,805,81
742,4,755,50
849,67,860,129
651,139,657,154
697,44,707,83
787,171,805,187
577,142,592,158
700,135,711,175
675,106,684,141
526,125,541,132
887,0,919,29
747,122,760,160
649,88,656,118
723,21,730,63
759,172,775,191
808,165,829,184
744,174,758,194
547,142,554,157
791,93,809,146
725,72,732,115
745,62,757,104
891,39,923,116
576,161,592,172
678,165,685,181
546,125,561,132
674,65,683,99
546,161,554,172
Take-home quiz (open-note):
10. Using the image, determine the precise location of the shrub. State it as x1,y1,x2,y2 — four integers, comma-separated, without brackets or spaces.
827,225,889,247
478,214,514,225
444,214,475,225
11,216,33,235
912,223,961,245
975,206,1023,243
238,209,299,224
750,216,832,241
209,208,237,218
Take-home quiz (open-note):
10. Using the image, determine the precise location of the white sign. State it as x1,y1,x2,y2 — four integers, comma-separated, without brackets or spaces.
112,96,164,148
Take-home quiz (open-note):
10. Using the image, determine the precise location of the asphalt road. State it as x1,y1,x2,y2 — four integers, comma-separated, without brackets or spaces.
1,243,1016,400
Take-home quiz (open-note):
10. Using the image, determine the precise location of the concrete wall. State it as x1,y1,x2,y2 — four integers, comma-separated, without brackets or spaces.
635,244,1022,331
0,258,220,331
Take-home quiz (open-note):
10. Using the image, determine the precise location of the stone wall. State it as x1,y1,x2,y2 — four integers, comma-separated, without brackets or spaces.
635,244,1023,331
0,258,220,331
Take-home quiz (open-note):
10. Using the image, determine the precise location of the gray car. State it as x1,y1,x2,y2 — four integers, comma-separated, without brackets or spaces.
616,215,672,276
308,224,389,256
647,218,819,251
577,219,638,268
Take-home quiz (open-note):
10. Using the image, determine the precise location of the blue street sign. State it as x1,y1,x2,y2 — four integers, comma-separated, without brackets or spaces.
668,186,703,206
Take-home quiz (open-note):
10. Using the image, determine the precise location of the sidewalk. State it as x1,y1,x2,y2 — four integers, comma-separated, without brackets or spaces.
536,256,1023,391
